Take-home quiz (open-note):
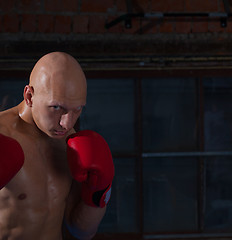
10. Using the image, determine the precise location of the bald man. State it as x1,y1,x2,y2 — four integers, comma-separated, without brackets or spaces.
0,52,114,240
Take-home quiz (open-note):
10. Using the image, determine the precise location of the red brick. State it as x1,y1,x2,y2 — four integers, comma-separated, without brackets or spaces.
134,0,151,12
63,0,79,12
151,0,185,12
44,0,62,12
21,14,37,32
81,0,114,13
37,14,54,33
116,0,150,12
136,18,158,34
192,20,208,33
151,0,167,12
175,19,192,33
225,20,232,33
17,0,41,12
0,0,16,13
44,0,78,12
159,20,174,33
106,15,124,33
54,15,72,33
122,18,141,34
185,0,218,12
116,0,126,12
219,0,225,11
73,15,89,33
0,16,2,32
3,14,20,33
208,20,226,33
88,15,106,33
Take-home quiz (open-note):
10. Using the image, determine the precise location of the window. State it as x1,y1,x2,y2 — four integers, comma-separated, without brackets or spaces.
0,78,27,111
203,79,232,232
80,75,232,239
1,71,232,239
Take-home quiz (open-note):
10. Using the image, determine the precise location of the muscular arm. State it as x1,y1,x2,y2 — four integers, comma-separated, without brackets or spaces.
64,130,114,240
64,181,106,240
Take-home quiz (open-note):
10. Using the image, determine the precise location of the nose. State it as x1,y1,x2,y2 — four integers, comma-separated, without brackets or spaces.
59,112,75,130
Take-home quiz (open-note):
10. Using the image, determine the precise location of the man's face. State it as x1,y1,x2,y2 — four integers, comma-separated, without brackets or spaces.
31,85,86,139
27,52,87,139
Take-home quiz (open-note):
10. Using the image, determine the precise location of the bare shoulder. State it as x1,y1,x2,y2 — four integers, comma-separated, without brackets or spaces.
0,106,20,137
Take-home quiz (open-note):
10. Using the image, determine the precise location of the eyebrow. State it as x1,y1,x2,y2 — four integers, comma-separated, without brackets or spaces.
49,102,85,111
49,102,65,108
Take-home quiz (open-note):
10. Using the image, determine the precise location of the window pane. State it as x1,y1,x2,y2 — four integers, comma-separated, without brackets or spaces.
142,79,197,152
203,78,232,151
204,156,232,231
98,158,139,233
0,79,27,110
203,78,232,231
80,79,135,153
143,157,198,232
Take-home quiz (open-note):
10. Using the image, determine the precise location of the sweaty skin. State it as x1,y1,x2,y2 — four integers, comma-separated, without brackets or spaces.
0,52,106,240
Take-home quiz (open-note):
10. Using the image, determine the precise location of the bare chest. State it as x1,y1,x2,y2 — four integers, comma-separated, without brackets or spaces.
0,137,72,239
2,138,72,209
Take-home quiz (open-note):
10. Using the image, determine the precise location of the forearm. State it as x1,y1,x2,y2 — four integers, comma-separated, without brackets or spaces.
65,200,106,240
65,130,114,239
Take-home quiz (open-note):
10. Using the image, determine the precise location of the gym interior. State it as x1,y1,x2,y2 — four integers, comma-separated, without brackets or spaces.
0,0,232,239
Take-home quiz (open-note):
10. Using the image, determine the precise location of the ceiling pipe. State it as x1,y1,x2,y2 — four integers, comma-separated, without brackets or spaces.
105,0,232,29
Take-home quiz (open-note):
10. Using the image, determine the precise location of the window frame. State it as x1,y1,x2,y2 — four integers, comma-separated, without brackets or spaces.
1,68,232,240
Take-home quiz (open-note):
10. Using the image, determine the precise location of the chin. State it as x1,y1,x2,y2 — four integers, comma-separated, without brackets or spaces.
50,134,66,139
51,131,68,139
57,135,66,139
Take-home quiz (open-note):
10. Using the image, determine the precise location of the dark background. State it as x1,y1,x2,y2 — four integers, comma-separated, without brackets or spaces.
1,1,232,239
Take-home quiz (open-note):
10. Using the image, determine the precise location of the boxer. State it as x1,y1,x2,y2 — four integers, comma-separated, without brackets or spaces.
0,52,114,240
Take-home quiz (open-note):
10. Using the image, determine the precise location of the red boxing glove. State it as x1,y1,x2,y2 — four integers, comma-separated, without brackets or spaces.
0,133,24,189
66,130,114,208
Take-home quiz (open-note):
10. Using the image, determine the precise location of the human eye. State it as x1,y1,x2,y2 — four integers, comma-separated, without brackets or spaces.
73,105,84,114
51,105,61,111
77,105,85,111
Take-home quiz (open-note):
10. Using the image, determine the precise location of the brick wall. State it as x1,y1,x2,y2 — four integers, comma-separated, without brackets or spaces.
1,0,232,66
0,0,231,35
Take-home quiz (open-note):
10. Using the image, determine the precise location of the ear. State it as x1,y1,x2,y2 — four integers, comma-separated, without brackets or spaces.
24,85,34,107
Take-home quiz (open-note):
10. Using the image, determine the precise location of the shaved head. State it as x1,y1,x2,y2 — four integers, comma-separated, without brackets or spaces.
21,52,87,138
29,52,87,99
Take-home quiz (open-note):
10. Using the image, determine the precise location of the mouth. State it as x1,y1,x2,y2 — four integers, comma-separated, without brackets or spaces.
54,130,67,136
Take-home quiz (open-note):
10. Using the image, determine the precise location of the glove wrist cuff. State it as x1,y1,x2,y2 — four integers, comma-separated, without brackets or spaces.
81,184,112,208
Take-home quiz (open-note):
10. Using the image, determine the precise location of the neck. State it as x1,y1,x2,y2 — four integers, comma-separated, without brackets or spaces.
17,101,47,139
18,101,34,125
